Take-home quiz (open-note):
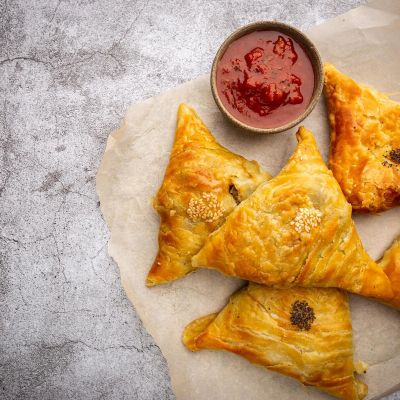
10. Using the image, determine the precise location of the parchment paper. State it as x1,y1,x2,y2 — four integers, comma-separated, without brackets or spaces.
96,1,400,399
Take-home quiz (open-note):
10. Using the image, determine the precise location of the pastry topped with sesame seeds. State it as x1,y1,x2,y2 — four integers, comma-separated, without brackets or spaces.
324,64,400,212
192,126,394,302
183,283,368,400
147,104,271,286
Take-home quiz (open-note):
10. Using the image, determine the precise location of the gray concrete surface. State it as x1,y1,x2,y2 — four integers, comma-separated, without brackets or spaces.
0,0,398,399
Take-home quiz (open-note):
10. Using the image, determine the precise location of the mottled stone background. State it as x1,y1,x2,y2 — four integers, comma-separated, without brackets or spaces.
0,0,398,399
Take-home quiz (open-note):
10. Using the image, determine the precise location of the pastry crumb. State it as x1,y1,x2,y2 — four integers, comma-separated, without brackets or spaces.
354,361,369,374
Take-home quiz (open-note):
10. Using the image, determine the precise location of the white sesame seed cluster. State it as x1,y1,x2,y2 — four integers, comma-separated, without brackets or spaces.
187,192,225,223
290,207,322,233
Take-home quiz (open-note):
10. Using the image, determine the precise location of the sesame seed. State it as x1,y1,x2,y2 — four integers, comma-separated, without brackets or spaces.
187,192,225,223
290,206,322,234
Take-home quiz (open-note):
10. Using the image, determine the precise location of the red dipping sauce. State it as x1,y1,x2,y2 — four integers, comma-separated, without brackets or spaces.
216,30,315,129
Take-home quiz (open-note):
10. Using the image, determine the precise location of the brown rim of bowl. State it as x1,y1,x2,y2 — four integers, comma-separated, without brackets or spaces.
210,21,323,134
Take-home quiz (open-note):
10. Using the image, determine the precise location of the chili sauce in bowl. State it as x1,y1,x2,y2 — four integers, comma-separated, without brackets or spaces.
211,22,323,134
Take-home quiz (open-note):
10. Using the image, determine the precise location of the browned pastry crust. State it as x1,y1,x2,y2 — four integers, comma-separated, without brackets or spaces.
183,284,368,400
378,236,400,309
192,126,393,301
147,104,270,286
324,63,400,212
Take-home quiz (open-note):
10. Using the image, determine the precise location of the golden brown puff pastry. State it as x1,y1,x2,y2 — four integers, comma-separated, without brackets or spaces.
192,126,393,301
378,236,400,309
183,284,368,400
147,104,270,286
324,63,400,212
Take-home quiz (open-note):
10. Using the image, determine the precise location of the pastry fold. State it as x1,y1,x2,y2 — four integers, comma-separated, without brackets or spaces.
379,236,400,309
192,126,393,301
324,63,400,212
148,104,270,286
183,284,368,400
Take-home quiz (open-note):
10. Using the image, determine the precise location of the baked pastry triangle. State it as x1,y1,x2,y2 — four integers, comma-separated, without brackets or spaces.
148,104,270,286
183,284,368,400
192,126,393,301
324,63,400,212
378,236,400,309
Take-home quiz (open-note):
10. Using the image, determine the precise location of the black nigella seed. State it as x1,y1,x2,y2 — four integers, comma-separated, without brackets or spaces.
389,148,400,164
290,300,316,331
